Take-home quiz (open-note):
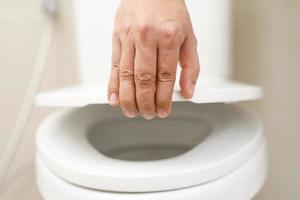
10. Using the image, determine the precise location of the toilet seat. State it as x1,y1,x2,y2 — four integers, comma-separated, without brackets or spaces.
37,143,267,200
36,103,264,193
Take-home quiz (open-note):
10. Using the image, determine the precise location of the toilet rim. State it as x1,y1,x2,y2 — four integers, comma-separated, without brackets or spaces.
36,103,264,193
36,144,268,200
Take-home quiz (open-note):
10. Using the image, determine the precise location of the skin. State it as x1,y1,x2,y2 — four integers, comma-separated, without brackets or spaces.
108,0,200,119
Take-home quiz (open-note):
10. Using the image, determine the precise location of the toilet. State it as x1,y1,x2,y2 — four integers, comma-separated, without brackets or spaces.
35,0,267,199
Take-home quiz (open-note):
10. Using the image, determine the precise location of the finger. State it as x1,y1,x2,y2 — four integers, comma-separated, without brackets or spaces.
156,47,179,118
134,44,157,120
179,34,200,99
108,33,122,106
119,40,138,118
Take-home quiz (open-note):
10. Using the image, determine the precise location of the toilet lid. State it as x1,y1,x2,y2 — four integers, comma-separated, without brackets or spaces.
35,79,262,107
36,103,264,192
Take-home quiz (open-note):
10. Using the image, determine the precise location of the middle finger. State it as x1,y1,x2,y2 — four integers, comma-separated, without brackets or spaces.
119,40,138,118
134,44,157,120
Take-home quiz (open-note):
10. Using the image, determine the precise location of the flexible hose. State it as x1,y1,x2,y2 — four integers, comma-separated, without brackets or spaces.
0,13,56,186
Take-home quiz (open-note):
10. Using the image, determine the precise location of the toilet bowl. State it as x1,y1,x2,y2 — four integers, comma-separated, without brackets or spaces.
34,0,267,199
36,103,267,200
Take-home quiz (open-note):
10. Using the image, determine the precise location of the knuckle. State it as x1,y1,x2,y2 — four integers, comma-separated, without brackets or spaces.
136,22,153,41
157,70,176,83
161,24,180,38
135,72,155,88
137,22,151,34
121,24,132,36
193,64,201,76
111,63,120,71
120,68,134,81
160,22,182,45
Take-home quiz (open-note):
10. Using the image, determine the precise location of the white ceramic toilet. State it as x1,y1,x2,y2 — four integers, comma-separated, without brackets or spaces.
35,0,267,199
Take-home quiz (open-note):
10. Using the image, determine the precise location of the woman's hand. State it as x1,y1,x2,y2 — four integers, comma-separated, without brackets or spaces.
108,0,200,119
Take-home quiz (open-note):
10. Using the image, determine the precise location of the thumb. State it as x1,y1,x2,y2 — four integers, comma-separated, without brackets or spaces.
179,33,200,99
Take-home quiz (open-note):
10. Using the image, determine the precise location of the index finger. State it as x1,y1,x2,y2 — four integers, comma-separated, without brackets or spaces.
108,32,122,106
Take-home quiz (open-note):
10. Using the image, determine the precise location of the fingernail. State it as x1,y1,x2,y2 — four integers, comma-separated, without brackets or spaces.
109,93,119,106
158,110,169,118
142,114,155,120
126,110,137,118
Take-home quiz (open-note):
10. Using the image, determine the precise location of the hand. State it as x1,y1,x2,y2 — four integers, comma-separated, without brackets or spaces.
108,0,200,119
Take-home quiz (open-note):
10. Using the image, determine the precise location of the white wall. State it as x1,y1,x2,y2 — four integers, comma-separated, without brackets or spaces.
0,0,43,154
233,0,300,199
0,1,77,198
0,0,78,155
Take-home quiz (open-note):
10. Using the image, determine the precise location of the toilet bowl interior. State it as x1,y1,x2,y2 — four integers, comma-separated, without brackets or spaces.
87,114,212,161
36,102,263,192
